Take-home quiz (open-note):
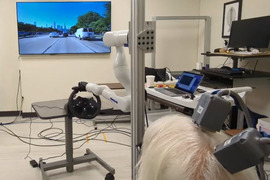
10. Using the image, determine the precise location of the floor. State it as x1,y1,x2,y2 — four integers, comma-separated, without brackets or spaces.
0,115,132,180
3,109,269,180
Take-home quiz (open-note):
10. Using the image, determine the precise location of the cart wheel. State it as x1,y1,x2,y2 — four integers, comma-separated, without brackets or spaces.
105,173,115,180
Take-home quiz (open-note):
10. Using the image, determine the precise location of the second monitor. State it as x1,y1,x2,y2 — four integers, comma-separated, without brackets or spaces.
228,16,270,50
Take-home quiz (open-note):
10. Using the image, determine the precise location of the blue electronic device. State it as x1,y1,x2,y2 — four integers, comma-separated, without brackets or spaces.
175,72,204,94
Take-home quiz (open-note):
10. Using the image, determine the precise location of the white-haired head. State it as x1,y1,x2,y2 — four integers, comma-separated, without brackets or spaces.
137,114,258,180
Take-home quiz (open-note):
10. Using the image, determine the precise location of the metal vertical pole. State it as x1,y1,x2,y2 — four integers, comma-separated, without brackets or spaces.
130,0,145,179
204,16,211,66
65,115,74,172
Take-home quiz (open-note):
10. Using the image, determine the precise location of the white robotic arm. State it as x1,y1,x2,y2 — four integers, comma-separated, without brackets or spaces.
83,30,131,112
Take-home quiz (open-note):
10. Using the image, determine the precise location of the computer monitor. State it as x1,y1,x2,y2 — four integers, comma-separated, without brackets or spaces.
228,16,270,50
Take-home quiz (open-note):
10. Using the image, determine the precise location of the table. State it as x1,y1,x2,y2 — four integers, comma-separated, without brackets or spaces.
200,52,270,117
146,86,252,128
146,86,212,115
98,83,124,89
32,99,115,180
202,52,270,68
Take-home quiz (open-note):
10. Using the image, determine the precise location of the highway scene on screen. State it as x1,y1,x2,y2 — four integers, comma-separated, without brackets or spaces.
18,34,110,54
16,2,111,55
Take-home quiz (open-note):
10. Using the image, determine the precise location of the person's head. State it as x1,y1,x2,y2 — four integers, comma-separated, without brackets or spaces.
137,114,257,180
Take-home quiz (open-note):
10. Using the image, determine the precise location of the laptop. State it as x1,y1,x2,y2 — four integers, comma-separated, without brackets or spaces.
154,71,204,97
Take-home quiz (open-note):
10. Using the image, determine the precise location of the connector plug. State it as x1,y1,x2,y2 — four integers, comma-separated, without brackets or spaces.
30,160,38,168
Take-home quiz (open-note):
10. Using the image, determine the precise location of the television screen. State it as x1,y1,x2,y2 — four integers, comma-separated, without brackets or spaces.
228,16,270,49
16,1,111,55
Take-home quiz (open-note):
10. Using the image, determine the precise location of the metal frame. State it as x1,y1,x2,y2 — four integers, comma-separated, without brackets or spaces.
32,100,115,180
129,4,212,180
130,0,146,179
151,16,211,68
39,115,115,180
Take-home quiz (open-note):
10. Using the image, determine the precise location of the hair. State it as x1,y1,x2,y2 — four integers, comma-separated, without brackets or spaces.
137,114,258,180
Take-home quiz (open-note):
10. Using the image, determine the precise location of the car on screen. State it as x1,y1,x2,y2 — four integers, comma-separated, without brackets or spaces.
49,32,59,38
75,28,95,40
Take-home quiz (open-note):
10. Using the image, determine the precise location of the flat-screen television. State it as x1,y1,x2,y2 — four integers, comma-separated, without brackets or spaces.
228,16,270,50
16,1,111,55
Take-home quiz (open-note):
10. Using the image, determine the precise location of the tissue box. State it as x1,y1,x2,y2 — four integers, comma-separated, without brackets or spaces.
257,118,270,135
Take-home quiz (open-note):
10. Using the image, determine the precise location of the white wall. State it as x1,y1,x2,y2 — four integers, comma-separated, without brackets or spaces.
0,0,131,112
1,0,270,116
199,0,270,117
200,0,270,69
0,0,200,112
145,0,201,71
0,0,20,111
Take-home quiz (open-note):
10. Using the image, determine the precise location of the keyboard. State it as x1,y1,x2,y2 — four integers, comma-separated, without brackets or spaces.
232,51,262,55
154,88,186,97
202,68,244,75
233,51,254,55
